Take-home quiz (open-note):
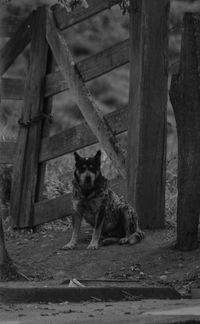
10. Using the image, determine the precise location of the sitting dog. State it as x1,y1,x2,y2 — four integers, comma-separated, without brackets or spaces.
62,150,144,250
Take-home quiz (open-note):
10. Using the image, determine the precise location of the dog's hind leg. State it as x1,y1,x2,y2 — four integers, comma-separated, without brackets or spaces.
61,212,82,250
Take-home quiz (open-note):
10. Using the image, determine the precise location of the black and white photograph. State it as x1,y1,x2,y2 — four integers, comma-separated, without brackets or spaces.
0,0,200,322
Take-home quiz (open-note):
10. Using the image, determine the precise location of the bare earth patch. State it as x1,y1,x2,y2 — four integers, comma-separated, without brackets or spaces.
4,222,200,296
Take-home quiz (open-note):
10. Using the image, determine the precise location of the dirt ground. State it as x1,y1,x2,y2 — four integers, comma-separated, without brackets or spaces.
4,221,200,296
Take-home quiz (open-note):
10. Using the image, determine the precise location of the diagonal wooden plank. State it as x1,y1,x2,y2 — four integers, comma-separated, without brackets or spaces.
39,107,127,162
45,39,129,97
46,9,126,178
0,13,33,75
52,0,115,31
1,39,129,100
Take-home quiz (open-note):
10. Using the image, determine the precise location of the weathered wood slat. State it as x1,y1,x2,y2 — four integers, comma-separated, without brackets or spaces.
10,7,49,228
39,107,127,162
0,108,127,165
45,39,129,97
0,13,32,75
33,178,125,226
52,0,114,31
127,0,168,229
1,39,129,100
36,51,56,201
0,142,16,164
46,9,126,179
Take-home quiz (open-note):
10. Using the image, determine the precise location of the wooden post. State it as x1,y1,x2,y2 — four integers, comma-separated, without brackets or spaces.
10,7,49,227
46,9,126,179
127,0,169,229
169,14,200,251
36,51,55,202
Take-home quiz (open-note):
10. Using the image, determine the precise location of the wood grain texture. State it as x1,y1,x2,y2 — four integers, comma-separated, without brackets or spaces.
39,107,127,162
0,108,127,165
0,13,32,75
10,8,49,228
127,0,169,229
46,9,126,179
169,13,200,251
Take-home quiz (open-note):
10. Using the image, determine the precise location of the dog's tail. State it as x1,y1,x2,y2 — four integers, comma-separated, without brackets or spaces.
128,229,145,245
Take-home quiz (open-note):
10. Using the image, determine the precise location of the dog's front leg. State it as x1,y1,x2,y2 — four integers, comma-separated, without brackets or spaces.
62,212,82,250
87,206,105,250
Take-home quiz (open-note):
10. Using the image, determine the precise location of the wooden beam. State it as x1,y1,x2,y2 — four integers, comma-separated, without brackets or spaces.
0,142,16,164
0,13,32,75
1,39,129,100
46,9,126,179
169,13,200,251
52,0,114,31
10,7,49,228
127,0,169,229
0,108,127,165
39,107,127,162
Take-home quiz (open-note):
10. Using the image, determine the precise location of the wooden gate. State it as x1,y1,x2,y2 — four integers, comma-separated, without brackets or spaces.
0,0,168,229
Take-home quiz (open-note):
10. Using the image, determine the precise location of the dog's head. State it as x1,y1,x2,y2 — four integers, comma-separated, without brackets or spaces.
74,150,101,190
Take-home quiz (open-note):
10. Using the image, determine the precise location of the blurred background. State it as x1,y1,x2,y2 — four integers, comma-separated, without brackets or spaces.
0,0,200,222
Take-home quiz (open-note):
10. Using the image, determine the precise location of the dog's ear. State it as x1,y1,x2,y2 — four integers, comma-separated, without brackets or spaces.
74,152,82,163
94,150,101,165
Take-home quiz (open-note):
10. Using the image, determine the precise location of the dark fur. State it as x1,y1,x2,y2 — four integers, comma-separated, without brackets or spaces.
62,150,144,250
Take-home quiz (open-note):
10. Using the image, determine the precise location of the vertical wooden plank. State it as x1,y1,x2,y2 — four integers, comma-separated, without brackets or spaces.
10,7,49,228
127,0,169,229
170,14,200,251
35,51,55,202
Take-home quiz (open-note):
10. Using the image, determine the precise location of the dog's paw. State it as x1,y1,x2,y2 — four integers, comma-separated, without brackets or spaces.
119,237,129,245
61,242,76,250
87,242,98,250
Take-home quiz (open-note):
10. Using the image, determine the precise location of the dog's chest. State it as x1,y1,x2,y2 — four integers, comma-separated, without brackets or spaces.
81,197,103,227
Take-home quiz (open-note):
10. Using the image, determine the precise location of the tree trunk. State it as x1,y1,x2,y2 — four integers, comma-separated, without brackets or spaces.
0,211,20,280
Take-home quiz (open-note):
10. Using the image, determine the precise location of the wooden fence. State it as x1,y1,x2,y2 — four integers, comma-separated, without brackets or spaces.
170,13,200,251
0,0,169,229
